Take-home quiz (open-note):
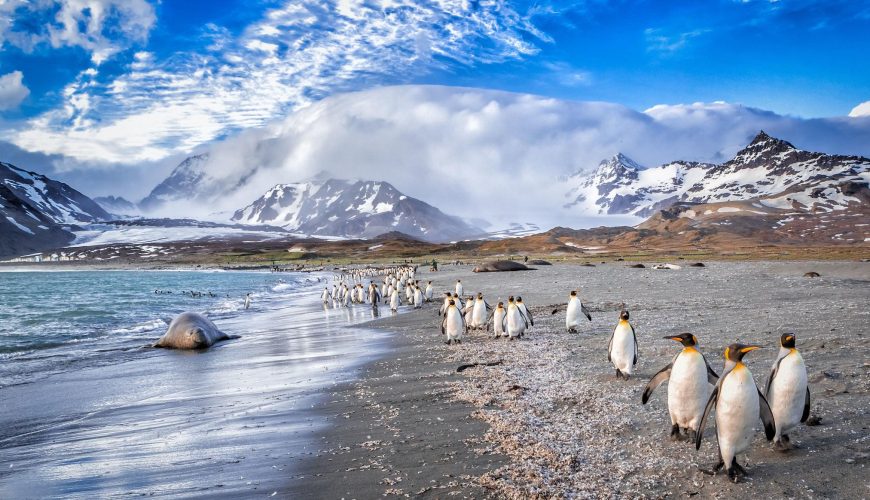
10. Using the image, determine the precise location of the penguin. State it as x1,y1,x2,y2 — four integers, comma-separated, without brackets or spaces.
369,282,382,305
565,291,592,333
515,297,533,327
245,293,252,310
320,288,330,304
413,285,424,309
607,310,638,379
455,280,463,297
765,333,810,451
452,293,463,311
390,288,400,312
424,281,434,302
696,344,776,482
441,299,466,345
642,333,720,441
470,293,491,330
488,302,507,338
505,296,527,340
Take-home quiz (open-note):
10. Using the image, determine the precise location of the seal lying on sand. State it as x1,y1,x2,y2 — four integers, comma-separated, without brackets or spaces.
153,312,235,349
473,260,533,273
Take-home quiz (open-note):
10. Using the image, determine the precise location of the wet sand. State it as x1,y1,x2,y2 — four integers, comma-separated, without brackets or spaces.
294,261,869,498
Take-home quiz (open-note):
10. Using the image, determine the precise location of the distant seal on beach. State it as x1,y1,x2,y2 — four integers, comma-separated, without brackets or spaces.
473,260,533,272
527,259,552,266
627,263,645,268
804,272,821,278
153,312,234,349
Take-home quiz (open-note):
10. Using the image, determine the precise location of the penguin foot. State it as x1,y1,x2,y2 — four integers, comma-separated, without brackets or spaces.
669,424,681,441
687,429,698,443
698,459,725,476
727,459,748,482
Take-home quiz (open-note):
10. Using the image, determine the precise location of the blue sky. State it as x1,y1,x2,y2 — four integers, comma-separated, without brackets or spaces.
0,0,868,194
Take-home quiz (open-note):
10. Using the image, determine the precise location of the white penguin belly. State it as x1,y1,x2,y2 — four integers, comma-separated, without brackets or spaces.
610,324,635,374
716,367,759,462
445,309,464,340
471,303,487,327
507,309,525,337
770,353,807,437
566,300,580,328
668,351,709,430
493,310,506,336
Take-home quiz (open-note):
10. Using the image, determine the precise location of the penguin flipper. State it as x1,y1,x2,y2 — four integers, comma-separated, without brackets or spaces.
631,323,638,365
758,389,776,441
801,387,811,423
527,308,534,326
765,353,787,398
581,303,592,321
696,384,720,450
607,330,615,362
703,355,720,384
641,363,672,404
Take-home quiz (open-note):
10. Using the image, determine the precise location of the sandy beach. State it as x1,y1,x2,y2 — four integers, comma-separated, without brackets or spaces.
292,261,869,498
1,261,867,498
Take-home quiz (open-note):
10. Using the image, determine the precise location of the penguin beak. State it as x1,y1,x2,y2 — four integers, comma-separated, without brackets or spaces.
739,345,762,354
663,335,682,342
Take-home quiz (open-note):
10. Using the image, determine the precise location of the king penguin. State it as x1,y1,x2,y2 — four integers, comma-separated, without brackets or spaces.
765,333,810,451
441,299,466,345
642,333,719,441
470,293,491,330
505,296,527,340
455,280,464,297
696,343,776,482
607,310,638,379
488,302,507,338
565,291,592,333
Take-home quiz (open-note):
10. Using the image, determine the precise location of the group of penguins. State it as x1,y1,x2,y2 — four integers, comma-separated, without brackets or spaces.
437,280,811,483
320,265,431,310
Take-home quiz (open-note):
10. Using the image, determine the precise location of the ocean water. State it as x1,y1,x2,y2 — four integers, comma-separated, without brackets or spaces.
0,270,325,387
0,269,399,497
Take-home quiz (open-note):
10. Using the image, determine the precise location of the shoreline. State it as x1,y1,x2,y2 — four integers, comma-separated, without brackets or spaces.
291,261,869,498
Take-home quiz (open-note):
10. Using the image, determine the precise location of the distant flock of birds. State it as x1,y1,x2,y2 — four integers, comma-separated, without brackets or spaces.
319,265,811,483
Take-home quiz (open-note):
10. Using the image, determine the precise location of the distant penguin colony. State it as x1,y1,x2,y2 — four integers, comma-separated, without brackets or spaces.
313,262,815,484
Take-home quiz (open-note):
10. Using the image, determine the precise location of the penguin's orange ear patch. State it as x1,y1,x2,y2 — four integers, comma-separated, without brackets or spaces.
724,347,730,360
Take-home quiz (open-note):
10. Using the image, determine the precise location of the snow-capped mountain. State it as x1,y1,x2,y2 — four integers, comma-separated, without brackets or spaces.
1,162,110,258
566,131,870,216
232,179,481,242
138,154,212,211
94,195,138,216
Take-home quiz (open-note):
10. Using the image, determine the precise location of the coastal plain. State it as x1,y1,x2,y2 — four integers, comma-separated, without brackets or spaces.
295,260,869,498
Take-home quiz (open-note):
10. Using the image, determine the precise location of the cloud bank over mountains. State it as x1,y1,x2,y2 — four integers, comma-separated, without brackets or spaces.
137,85,870,229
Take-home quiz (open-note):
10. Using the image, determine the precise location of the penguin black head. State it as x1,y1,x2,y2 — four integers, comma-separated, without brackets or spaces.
570,290,577,297
508,296,515,302
619,310,630,321
664,333,698,347
448,299,456,306
477,292,483,299
724,343,762,362
780,333,796,348
516,296,523,302
497,301,504,308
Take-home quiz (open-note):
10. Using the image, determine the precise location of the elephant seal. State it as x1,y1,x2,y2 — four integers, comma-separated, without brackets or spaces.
804,271,821,278
473,260,533,273
153,312,234,349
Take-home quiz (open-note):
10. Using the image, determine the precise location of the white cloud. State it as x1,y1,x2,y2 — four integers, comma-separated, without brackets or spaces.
138,85,870,228
0,70,29,110
849,100,870,117
0,0,155,64
644,27,710,54
4,0,555,163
